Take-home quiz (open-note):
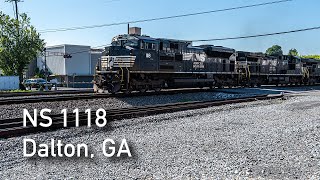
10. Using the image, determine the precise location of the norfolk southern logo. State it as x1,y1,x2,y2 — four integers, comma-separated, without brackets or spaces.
146,53,151,59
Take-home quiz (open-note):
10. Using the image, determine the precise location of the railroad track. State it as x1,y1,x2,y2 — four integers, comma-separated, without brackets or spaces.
0,90,93,98
1,84,318,105
0,94,283,138
0,88,238,105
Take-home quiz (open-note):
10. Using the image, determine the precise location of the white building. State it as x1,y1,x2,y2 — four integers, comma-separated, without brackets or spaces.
37,44,102,87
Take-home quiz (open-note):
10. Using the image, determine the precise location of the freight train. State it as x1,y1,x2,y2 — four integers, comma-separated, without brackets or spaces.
93,27,320,93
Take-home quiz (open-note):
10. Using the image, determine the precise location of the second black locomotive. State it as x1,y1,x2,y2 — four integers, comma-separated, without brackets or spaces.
94,27,320,93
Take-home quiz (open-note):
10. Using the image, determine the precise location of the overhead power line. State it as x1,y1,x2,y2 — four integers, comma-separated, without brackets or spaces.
192,26,320,42
66,44,110,55
45,44,110,57
47,25,320,56
39,0,293,33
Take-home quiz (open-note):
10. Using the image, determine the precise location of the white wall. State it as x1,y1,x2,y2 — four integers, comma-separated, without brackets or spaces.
0,76,19,90
37,46,66,75
37,45,93,76
65,45,91,76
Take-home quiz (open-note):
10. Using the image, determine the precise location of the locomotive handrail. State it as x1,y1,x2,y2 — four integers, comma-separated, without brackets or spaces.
247,65,251,79
119,59,124,82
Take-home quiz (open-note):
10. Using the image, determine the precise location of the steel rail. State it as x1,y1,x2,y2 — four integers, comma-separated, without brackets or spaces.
0,90,93,98
0,88,239,105
0,94,283,138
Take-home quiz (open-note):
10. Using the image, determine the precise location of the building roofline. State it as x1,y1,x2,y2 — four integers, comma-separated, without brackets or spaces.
46,44,91,49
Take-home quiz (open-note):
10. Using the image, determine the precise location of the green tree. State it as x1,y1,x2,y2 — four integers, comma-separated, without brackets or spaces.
288,48,299,56
301,55,320,60
266,45,283,56
0,12,44,82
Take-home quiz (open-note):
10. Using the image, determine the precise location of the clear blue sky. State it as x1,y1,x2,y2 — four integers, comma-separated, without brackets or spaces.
1,0,319,55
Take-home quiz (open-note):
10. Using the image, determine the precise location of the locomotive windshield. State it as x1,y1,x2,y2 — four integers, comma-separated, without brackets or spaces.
111,35,139,48
123,40,139,48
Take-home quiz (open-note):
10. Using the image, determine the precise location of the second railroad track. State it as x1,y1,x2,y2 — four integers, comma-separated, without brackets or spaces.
0,94,284,138
0,88,240,106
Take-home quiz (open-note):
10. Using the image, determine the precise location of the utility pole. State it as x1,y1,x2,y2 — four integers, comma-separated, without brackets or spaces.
14,0,19,21
5,0,20,20
43,48,47,81
44,48,49,91
128,23,130,34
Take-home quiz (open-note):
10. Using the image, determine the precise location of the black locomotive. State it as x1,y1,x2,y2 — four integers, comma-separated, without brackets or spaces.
93,27,320,93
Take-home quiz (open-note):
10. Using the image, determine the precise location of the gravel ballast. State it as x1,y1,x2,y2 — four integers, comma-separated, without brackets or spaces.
0,91,249,120
1,91,320,179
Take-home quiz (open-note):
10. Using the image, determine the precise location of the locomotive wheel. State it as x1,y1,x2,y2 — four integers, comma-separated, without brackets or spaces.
124,89,132,94
108,89,116,94
154,87,161,92
138,85,147,93
209,81,216,89
108,83,121,94
124,86,133,94
139,88,147,93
